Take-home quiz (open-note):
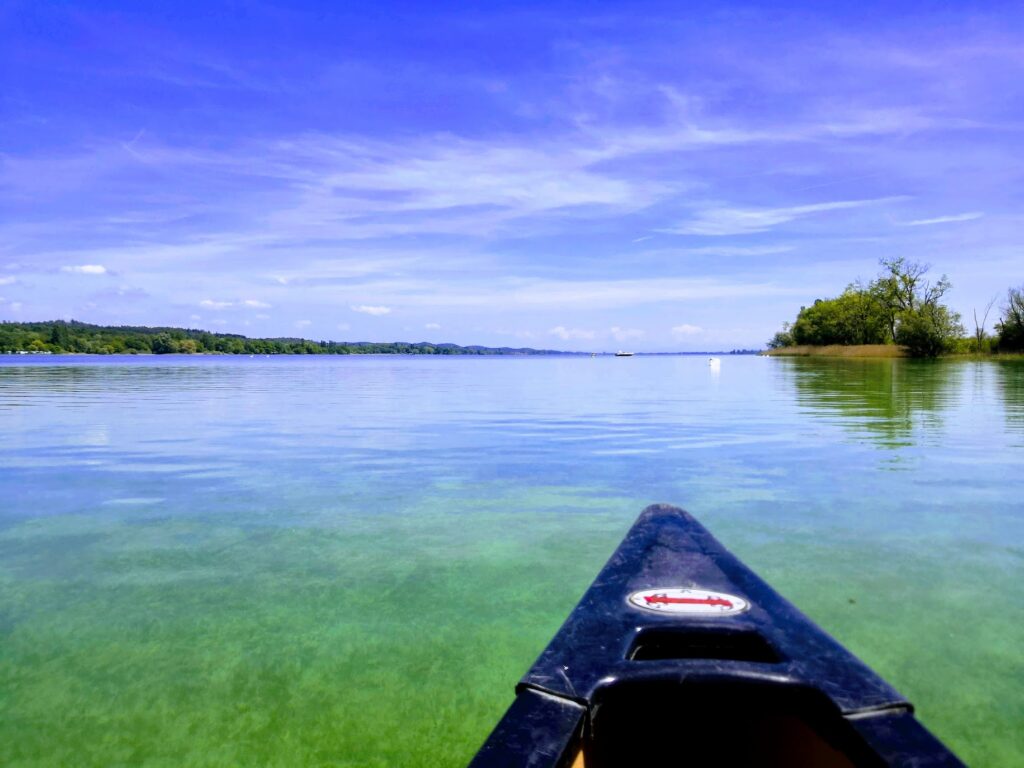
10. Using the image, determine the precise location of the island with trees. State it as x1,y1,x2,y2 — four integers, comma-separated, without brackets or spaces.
0,321,567,356
766,258,1024,358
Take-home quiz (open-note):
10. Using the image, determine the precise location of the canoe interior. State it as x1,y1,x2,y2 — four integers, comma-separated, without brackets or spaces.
567,679,883,767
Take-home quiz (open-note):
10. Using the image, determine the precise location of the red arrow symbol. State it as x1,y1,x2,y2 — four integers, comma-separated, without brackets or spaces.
644,594,733,608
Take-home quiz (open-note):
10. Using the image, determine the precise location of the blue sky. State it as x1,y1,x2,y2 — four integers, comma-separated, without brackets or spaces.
2,1,1022,350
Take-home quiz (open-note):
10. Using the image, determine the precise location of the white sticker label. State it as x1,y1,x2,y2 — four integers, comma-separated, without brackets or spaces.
627,587,750,616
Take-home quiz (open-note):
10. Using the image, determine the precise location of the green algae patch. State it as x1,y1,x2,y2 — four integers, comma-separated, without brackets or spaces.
0,490,633,768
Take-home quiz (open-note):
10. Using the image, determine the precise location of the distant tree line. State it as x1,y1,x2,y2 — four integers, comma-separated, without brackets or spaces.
768,258,1024,357
0,321,563,356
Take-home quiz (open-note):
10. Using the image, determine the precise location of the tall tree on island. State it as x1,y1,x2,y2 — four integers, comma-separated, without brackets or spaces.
767,257,963,357
997,286,1024,352
873,257,958,352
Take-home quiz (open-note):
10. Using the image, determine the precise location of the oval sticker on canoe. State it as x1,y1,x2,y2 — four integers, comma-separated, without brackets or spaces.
628,587,749,616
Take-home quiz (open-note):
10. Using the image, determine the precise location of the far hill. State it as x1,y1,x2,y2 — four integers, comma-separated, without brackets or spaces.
0,320,568,356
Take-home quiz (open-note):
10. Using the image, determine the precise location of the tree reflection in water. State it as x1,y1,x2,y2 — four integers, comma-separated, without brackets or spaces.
995,360,1024,439
778,358,962,448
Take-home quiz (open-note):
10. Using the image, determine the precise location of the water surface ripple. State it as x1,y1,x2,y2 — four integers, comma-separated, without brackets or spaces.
1,355,1021,766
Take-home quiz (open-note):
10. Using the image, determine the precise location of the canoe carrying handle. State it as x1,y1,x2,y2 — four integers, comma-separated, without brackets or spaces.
627,626,783,663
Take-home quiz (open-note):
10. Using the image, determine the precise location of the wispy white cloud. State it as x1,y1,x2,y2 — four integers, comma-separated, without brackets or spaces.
425,322,441,330
242,299,272,308
900,211,984,226
17,102,945,252
61,264,107,275
295,319,311,328
3,104,953,265
351,304,391,316
0,276,16,286
672,324,704,336
199,299,233,309
663,198,903,236
251,133,675,242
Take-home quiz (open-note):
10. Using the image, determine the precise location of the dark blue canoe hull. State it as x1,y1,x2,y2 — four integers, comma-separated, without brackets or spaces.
469,504,964,767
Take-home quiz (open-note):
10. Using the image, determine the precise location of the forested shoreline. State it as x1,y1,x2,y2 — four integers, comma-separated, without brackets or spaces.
0,321,564,356
768,258,1024,357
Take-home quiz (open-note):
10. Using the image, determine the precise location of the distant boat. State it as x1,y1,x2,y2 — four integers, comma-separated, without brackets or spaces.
615,351,634,357
708,357,721,366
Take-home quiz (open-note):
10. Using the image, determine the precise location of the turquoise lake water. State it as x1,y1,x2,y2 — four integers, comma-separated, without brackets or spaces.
1,354,1021,766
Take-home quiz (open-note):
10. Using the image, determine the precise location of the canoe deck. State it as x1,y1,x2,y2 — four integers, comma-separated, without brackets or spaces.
469,504,964,768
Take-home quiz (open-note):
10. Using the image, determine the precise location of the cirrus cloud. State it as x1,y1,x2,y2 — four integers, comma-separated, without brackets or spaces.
61,264,107,275
663,198,903,236
899,211,984,226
